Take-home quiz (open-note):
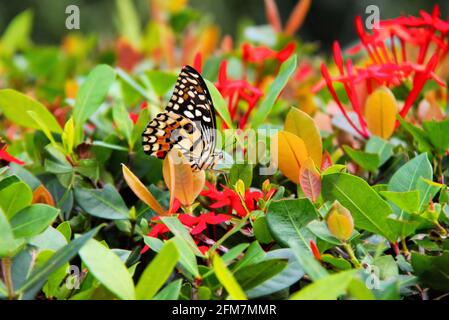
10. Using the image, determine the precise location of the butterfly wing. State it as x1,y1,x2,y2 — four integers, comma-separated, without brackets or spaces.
142,65,217,170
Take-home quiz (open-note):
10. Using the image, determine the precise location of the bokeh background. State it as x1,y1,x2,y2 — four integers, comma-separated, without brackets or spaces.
0,0,447,52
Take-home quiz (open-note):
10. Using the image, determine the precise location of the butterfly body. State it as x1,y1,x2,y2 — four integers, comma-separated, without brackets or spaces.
142,66,221,171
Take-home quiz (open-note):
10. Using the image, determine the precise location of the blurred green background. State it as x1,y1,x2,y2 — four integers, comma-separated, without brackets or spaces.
0,0,446,52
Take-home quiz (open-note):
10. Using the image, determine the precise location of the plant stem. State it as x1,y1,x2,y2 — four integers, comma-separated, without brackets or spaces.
343,242,361,268
208,191,251,254
434,221,447,237
400,237,410,258
1,258,15,300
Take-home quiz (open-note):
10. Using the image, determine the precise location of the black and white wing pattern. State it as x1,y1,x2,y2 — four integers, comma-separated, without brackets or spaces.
142,65,219,171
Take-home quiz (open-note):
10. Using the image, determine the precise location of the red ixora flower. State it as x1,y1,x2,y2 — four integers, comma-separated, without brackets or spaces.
215,60,263,129
0,140,25,165
141,212,230,254
315,6,448,138
242,42,296,64
200,182,265,217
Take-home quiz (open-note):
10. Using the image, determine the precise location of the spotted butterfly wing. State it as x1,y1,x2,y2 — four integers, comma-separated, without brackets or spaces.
142,65,218,171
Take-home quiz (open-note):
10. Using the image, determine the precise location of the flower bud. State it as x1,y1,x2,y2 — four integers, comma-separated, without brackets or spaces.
326,201,354,242
235,179,246,198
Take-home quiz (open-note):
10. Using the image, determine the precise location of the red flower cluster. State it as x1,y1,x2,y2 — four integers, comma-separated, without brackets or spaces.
242,42,296,64
141,212,231,254
0,140,25,165
316,6,448,138
215,60,263,129
200,182,274,217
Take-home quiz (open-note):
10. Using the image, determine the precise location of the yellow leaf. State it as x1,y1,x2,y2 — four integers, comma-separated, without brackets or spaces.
32,185,55,206
284,107,322,166
212,252,247,300
121,164,168,216
162,149,205,208
364,87,397,139
272,130,309,184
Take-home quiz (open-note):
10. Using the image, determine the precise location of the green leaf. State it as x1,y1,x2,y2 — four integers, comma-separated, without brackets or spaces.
56,222,72,242
411,251,449,292
79,238,135,300
266,198,320,248
388,153,433,215
10,204,59,238
91,140,129,151
322,173,395,242
398,116,432,153
145,70,177,96
222,243,250,264
135,241,179,300
290,270,356,300
307,220,342,245
387,217,420,239
321,254,352,270
373,255,398,280
251,54,297,128
422,118,449,154
130,107,149,149
62,117,75,154
112,100,133,145
229,163,253,188
253,216,274,244
74,184,129,220
205,79,233,129
73,64,116,131
34,250,68,299
212,252,247,300
380,190,420,214
343,145,380,172
0,175,20,191
160,216,204,257
115,0,141,47
0,10,32,56
289,241,328,281
0,208,24,257
347,279,376,300
234,259,287,290
30,226,68,251
0,89,62,134
246,249,305,298
18,226,102,298
169,237,200,278
0,181,32,219
153,279,183,300
233,241,265,272
365,136,394,166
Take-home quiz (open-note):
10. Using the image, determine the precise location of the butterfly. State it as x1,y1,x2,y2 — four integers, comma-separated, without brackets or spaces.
142,65,222,171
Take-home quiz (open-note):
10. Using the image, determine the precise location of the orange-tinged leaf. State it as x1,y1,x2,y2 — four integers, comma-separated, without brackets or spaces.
299,158,321,202
121,164,168,216
320,151,332,171
272,130,309,184
162,149,205,207
264,0,282,33
364,87,398,139
197,26,220,59
284,107,322,166
32,185,55,206
284,0,311,36
326,201,354,242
